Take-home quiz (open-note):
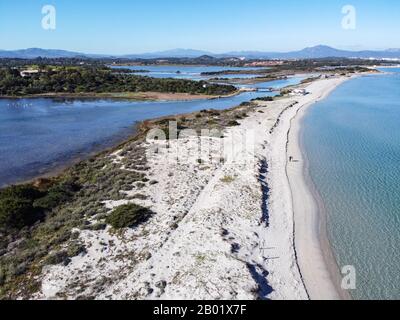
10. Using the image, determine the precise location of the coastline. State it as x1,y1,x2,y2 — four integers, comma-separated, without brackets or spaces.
0,90,242,102
7,124,141,189
1,75,362,300
284,76,356,299
33,89,313,300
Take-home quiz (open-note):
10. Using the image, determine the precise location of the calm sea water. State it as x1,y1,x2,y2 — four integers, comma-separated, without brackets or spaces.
302,69,400,300
0,75,305,187
242,76,308,90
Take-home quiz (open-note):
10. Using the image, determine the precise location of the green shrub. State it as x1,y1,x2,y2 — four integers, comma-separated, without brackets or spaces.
67,242,87,257
227,120,240,127
44,251,70,266
0,185,43,200
0,181,81,230
0,185,44,229
86,222,107,231
33,181,80,211
252,96,273,102
105,203,152,229
220,175,235,183
131,194,148,200
0,267,5,286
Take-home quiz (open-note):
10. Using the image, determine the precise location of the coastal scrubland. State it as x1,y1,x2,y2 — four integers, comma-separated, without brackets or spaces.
0,98,264,299
0,67,236,97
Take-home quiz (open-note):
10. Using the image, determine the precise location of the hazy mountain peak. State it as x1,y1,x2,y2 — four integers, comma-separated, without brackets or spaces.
1,45,400,60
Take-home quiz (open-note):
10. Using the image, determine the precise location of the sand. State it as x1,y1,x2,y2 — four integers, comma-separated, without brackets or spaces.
284,77,354,300
35,76,353,300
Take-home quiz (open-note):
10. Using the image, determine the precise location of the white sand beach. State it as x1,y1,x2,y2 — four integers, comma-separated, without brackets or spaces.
35,76,352,300
284,77,352,300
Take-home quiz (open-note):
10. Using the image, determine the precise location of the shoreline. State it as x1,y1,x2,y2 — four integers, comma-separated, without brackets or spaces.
285,76,357,299
0,97,252,189
299,128,352,300
1,74,364,300
0,90,242,102
6,126,140,189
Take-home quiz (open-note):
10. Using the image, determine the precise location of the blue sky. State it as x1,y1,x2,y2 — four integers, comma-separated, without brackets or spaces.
1,0,399,54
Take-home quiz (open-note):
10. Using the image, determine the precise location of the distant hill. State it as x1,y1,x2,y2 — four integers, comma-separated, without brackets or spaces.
0,48,83,59
122,49,213,59
0,48,109,59
1,45,400,60
265,45,400,59
223,45,400,59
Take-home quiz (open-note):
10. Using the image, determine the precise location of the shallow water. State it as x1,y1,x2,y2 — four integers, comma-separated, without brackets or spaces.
242,76,308,90
1,91,279,187
110,65,264,80
302,69,400,300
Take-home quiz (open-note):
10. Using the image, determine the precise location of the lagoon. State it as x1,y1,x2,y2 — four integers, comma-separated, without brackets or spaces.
110,65,264,80
0,66,308,188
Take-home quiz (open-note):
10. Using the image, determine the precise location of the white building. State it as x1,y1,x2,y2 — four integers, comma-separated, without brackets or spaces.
20,69,40,77
290,88,308,96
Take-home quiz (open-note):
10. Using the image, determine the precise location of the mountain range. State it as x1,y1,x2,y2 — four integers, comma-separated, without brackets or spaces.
1,45,400,60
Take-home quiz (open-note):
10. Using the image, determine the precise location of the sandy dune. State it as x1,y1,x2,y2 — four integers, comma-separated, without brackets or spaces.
36,76,350,300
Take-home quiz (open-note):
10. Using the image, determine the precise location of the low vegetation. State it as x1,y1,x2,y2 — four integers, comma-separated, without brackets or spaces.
220,176,236,183
0,140,150,299
106,204,153,229
252,96,274,102
0,186,44,230
0,181,82,231
0,92,262,299
0,67,236,97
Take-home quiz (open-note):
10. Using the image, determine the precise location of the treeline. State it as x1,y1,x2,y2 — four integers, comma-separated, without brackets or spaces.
112,55,246,66
0,57,103,68
0,56,246,68
277,58,384,71
0,67,236,96
202,58,380,76
0,56,387,70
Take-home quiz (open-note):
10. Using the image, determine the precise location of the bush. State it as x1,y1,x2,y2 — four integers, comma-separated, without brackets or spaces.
105,203,152,229
220,175,235,183
240,102,251,107
0,181,81,231
0,185,43,200
252,96,273,102
227,120,240,127
0,267,5,286
67,242,87,257
33,181,80,211
44,251,70,266
0,185,44,230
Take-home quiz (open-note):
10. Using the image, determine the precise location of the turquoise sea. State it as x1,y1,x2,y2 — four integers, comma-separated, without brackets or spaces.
302,69,400,300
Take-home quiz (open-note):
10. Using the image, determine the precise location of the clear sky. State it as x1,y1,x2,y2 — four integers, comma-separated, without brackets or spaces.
1,0,399,54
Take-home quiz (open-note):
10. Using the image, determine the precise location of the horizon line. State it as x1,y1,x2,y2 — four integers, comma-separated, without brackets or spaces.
1,44,399,56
